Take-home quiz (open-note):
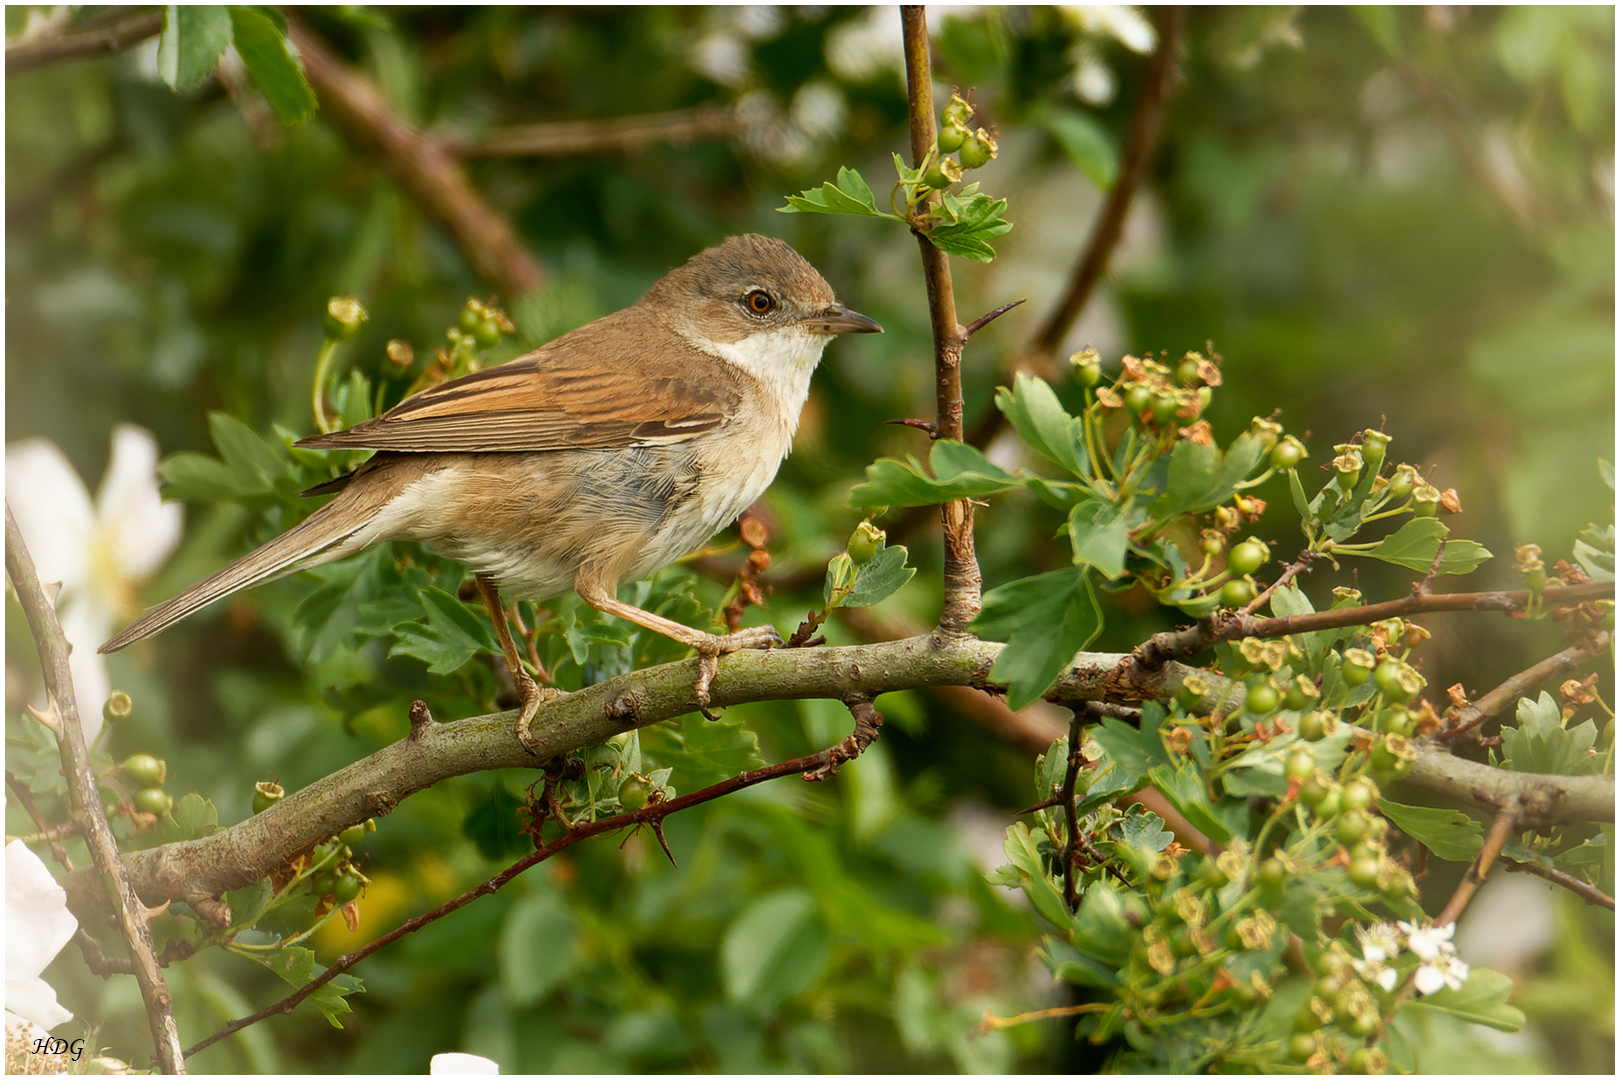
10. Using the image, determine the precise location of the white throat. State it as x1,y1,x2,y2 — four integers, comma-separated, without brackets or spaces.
690,324,829,446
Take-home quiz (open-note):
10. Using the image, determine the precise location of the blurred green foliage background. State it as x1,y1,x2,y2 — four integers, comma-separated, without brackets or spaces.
6,6,1612,1073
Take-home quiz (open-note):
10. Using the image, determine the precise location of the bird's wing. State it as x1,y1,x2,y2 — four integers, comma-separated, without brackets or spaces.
297,308,743,453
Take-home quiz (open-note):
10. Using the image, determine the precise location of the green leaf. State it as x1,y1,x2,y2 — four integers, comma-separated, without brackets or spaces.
1499,691,1603,774
643,712,763,788
227,6,317,124
1041,938,1122,990
1067,499,1131,579
994,373,1086,476
1147,759,1245,845
848,439,1022,507
225,880,274,928
923,193,1013,262
843,544,916,607
777,166,899,220
1070,878,1133,964
152,793,220,844
388,586,499,674
999,823,1075,931
721,890,829,1008
973,567,1104,710
1087,714,1172,793
499,894,577,1007
1342,517,1493,575
209,411,294,492
159,6,233,91
266,946,363,1027
1149,432,1267,518
1377,800,1484,862
1406,968,1527,1033
1039,107,1119,188
1116,807,1173,853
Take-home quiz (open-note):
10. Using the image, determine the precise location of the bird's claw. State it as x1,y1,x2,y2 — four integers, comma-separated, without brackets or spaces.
514,676,563,757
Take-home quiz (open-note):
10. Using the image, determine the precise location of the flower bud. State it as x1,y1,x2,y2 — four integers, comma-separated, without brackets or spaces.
959,127,998,169
385,339,415,368
324,295,367,341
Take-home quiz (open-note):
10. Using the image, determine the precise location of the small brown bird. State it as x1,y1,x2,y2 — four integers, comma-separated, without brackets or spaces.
100,234,881,751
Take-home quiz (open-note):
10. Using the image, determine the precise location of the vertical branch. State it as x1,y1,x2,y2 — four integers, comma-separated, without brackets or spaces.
5,505,188,1074
900,5,982,634
1436,806,1516,927
1026,5,1184,359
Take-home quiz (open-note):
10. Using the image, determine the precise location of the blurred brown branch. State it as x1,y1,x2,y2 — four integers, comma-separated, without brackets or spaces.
5,8,161,75
443,104,742,158
285,17,546,299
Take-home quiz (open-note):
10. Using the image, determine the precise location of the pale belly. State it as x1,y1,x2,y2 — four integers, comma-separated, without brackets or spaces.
364,445,782,600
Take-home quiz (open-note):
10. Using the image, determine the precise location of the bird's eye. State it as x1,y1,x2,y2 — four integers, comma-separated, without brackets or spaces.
744,290,775,315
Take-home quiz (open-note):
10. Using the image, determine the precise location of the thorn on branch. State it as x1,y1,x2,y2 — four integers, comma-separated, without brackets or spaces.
961,299,1026,340
884,417,939,438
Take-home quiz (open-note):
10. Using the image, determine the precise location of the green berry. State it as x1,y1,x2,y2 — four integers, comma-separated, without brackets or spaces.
1299,774,1330,808
103,691,133,724
941,91,973,130
132,787,173,815
458,301,482,332
1298,710,1328,741
1124,384,1153,414
1228,538,1268,576
311,841,341,867
1221,579,1256,608
1150,392,1181,425
252,781,285,814
1341,650,1375,686
340,821,371,847
922,156,962,189
333,870,364,904
958,127,998,169
937,116,970,153
619,777,650,812
1314,790,1343,821
121,753,167,788
1270,436,1307,469
1289,1033,1318,1062
474,317,503,349
1373,659,1420,703
1285,747,1316,781
1341,780,1374,811
1246,682,1281,715
1283,675,1318,711
1336,808,1371,845
847,521,884,566
1348,855,1381,888
1259,858,1287,891
311,871,338,897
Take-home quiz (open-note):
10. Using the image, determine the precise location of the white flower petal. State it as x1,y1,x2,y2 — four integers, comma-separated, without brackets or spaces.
58,604,112,743
5,842,78,1030
1413,963,1445,996
5,440,94,598
95,425,183,581
431,1052,500,1074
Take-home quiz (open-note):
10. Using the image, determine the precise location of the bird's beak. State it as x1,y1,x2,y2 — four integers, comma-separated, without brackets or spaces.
803,304,883,335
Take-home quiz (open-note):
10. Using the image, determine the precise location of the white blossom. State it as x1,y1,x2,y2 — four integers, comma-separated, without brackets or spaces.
1398,920,1456,962
5,426,182,740
1356,921,1402,965
5,841,79,1034
1351,956,1399,993
431,1052,499,1074
1413,953,1469,996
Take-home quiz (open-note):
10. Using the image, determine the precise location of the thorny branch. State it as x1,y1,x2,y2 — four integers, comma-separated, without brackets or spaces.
1500,857,1616,912
1435,804,1516,927
182,696,884,1059
901,5,982,635
444,104,742,158
6,504,187,1075
1441,633,1612,739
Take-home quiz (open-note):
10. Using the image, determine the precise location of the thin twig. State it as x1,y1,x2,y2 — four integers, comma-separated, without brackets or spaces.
1441,634,1612,739
1396,64,1538,228
1060,710,1086,910
1241,550,1321,615
285,17,545,299
6,503,187,1074
5,9,162,75
6,769,75,871
182,697,884,1059
1024,6,1185,359
1500,857,1616,911
443,104,741,157
901,5,982,634
1436,805,1515,927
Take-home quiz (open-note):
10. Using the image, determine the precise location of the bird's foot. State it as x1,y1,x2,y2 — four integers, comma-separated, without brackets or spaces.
514,673,564,757
691,625,782,712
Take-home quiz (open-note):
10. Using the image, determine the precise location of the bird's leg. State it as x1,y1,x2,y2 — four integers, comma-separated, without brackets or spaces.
574,569,780,708
475,574,554,754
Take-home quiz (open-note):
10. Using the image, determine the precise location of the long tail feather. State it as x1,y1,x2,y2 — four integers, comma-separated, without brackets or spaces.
100,490,384,654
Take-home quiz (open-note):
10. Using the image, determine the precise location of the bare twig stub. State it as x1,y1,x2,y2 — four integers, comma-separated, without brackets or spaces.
1500,857,1616,911
183,698,885,1059
901,5,982,634
445,104,742,158
6,504,188,1074
285,19,545,300
5,9,162,75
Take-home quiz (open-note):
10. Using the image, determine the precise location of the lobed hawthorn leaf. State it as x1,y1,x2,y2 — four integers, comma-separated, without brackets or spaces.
1406,968,1527,1033
848,439,1021,508
1149,432,1268,519
777,166,900,220
974,566,1103,710
1067,499,1132,579
995,372,1086,476
843,543,916,608
1341,517,1492,575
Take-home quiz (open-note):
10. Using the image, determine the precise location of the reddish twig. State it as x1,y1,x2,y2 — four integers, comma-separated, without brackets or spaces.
1500,857,1616,911
181,696,883,1060
1435,805,1516,927
6,769,76,871
285,18,545,299
901,5,981,634
6,504,187,1074
1441,633,1612,739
